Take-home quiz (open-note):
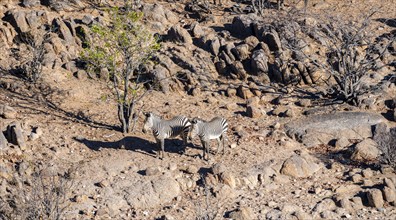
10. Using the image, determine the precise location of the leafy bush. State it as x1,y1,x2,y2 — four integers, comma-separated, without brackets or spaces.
81,1,160,133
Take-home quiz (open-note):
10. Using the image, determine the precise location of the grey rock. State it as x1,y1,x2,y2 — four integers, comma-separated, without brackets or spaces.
209,37,221,56
212,163,227,175
191,22,204,38
81,15,94,25
230,15,260,38
149,65,171,93
6,122,26,149
251,49,269,76
264,30,282,51
53,18,74,44
285,112,385,147
22,0,41,7
167,25,192,44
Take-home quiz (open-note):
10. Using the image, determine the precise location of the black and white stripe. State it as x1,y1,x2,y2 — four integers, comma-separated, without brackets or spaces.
189,117,228,160
143,112,191,159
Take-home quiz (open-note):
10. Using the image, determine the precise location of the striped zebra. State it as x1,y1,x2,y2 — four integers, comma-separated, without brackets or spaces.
189,117,229,161
142,112,191,159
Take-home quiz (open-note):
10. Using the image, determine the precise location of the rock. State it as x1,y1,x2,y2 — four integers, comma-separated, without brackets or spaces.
314,198,337,212
285,112,386,148
191,22,204,38
149,65,171,93
230,15,260,38
272,106,288,117
63,60,78,73
230,61,247,80
351,139,380,162
22,0,40,7
251,49,269,76
212,163,227,175
383,186,396,203
335,137,350,149
74,70,87,80
237,85,254,99
233,44,250,61
145,166,161,176
167,25,192,44
244,36,259,50
74,194,88,203
97,179,110,188
297,99,311,107
367,189,384,208
220,171,236,188
351,174,363,183
6,122,26,149
125,175,180,209
185,165,199,174
0,131,8,150
362,168,373,178
264,30,282,51
280,154,322,178
229,206,254,220
52,18,75,44
209,37,221,56
0,104,17,119
226,88,237,97
384,178,396,189
4,10,30,33
81,14,94,25
351,196,364,209
246,105,262,118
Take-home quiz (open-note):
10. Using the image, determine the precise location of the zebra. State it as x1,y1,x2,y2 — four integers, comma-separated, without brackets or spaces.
189,117,229,161
142,112,191,159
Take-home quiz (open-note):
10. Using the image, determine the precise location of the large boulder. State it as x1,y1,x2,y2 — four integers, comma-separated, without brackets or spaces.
230,14,261,39
280,153,322,178
124,175,180,209
285,112,386,147
167,25,193,44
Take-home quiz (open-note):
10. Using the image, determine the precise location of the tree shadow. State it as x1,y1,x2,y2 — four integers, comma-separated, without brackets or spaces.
74,136,193,158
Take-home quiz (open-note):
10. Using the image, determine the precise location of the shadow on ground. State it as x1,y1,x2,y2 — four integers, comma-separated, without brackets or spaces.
74,136,197,158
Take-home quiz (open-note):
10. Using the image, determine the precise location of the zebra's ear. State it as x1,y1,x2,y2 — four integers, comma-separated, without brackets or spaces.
144,112,151,117
191,118,198,124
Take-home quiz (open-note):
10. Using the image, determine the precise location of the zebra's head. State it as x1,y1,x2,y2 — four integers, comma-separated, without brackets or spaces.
142,112,158,133
189,117,204,139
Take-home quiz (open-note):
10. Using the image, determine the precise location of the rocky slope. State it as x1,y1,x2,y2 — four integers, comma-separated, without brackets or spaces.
1,0,396,219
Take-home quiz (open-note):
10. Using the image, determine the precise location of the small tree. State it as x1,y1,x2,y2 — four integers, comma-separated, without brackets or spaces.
18,27,50,83
82,2,159,133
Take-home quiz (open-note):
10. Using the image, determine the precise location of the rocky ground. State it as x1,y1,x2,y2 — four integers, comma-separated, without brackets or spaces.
1,0,396,219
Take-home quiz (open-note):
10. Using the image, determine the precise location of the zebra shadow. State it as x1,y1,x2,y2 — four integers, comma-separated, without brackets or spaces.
74,136,190,158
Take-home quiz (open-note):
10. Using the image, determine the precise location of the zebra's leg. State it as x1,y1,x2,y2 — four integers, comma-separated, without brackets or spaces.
221,133,227,155
216,137,221,155
200,139,206,160
160,139,165,159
